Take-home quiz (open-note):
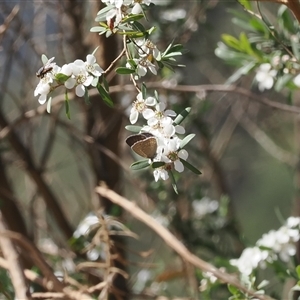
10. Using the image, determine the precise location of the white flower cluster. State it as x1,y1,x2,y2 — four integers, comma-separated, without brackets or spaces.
129,92,188,181
230,217,300,275
102,0,152,29
34,54,103,104
255,63,277,92
126,39,161,78
192,197,219,218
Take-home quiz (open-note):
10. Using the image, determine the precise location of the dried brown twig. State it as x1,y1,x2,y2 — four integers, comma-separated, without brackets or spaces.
95,185,275,300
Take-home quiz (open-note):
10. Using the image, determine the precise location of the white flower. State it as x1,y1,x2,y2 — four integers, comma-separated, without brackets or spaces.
34,79,52,104
287,216,300,228
135,57,157,76
85,54,103,77
158,137,188,173
255,63,277,91
192,197,219,218
137,39,160,60
230,247,268,275
64,60,94,97
73,213,99,238
129,92,156,124
145,102,176,129
153,167,169,181
132,0,152,14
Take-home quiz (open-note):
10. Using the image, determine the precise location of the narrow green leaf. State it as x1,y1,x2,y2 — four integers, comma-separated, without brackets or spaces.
180,158,202,175
125,125,142,133
130,160,150,170
173,107,191,125
131,20,146,33
102,76,109,92
55,73,70,83
46,96,52,114
151,161,165,169
115,67,136,74
296,265,300,279
141,83,147,99
121,14,144,23
65,90,71,119
238,0,252,10
90,26,107,33
180,134,195,149
168,171,178,194
228,284,239,295
97,83,114,107
225,60,256,84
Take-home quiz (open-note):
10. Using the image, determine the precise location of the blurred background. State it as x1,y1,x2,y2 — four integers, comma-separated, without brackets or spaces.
0,0,296,299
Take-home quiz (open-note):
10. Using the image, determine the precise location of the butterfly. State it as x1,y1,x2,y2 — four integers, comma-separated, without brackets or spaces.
126,132,157,159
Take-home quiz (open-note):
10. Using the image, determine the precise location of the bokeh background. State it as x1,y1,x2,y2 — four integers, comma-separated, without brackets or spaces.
0,0,296,299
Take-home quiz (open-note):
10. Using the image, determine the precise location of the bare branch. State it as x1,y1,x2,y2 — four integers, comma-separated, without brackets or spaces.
0,214,28,300
95,185,275,300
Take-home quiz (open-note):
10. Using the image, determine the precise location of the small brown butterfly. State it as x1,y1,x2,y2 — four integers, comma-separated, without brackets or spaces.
126,132,157,159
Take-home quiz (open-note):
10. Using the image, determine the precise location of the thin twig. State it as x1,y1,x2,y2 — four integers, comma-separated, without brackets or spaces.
95,185,275,300
0,214,28,300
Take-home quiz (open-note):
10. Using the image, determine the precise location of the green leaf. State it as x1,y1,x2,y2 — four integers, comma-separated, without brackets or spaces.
90,26,107,33
97,84,113,107
180,158,202,175
274,74,293,92
180,133,195,149
65,90,71,119
125,125,142,133
102,76,109,92
168,170,178,194
115,67,136,74
131,20,146,33
238,0,252,10
151,161,165,169
121,14,144,23
173,107,191,125
228,284,239,295
55,73,70,83
278,5,296,34
84,88,90,105
226,60,256,84
296,265,300,279
141,83,147,99
46,96,52,114
221,34,241,51
130,160,150,170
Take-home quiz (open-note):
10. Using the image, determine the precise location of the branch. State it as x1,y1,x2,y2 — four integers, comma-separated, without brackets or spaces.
0,215,28,299
95,185,275,300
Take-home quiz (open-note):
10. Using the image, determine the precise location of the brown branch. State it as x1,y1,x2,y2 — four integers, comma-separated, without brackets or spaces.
0,108,73,239
95,185,275,300
0,230,65,293
0,215,29,299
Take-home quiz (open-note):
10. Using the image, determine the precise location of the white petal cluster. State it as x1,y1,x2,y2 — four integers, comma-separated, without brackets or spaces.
255,63,277,92
192,197,219,218
73,213,99,238
126,39,161,78
34,54,103,104
230,217,300,275
130,92,189,181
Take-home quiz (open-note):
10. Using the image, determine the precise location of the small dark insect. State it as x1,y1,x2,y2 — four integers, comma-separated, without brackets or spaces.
36,57,56,79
